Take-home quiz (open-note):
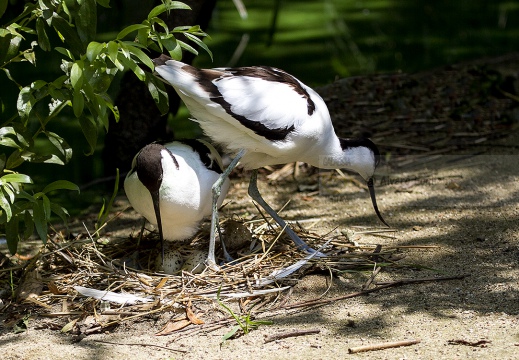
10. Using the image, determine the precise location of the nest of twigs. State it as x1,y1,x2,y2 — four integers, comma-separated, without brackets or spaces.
2,214,417,334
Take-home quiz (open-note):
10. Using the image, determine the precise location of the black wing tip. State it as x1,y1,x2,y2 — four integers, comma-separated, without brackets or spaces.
153,54,172,66
177,138,225,174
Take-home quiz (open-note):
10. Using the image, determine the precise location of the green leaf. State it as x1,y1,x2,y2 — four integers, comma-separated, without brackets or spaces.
0,31,22,65
40,0,54,11
7,34,23,59
70,60,84,90
0,126,21,149
146,72,169,115
23,50,36,65
75,0,97,44
112,57,124,72
36,18,51,51
33,198,48,242
46,131,73,164
19,149,64,165
42,180,80,194
62,0,74,19
6,216,19,255
86,41,104,62
89,69,112,94
152,17,170,33
50,202,70,225
0,190,12,221
78,114,98,155
0,126,17,138
52,75,69,89
96,93,118,126
222,325,240,344
172,25,193,32
96,0,110,8
148,2,191,20
118,53,145,81
51,14,84,54
124,43,154,70
184,33,212,61
107,41,119,65
14,128,31,148
16,86,34,120
117,24,149,40
1,67,18,87
15,82,48,121
0,153,5,172
119,44,131,59
137,27,149,46
3,183,15,203
18,26,36,36
6,150,24,169
166,39,182,60
43,195,51,221
24,209,35,241
31,79,47,91
178,40,198,56
81,81,96,105
0,137,22,150
16,190,36,202
55,46,75,60
1,173,33,184
72,89,84,117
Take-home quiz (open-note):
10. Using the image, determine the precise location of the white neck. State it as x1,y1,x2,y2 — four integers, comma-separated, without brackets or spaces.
307,136,376,180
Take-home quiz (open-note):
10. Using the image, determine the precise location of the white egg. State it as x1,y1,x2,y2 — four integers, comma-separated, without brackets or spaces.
222,219,252,253
157,249,184,274
182,250,208,274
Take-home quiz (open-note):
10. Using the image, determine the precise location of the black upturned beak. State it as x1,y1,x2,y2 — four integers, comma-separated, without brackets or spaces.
367,177,389,227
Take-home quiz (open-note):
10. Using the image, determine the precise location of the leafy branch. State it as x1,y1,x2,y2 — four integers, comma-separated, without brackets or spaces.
0,0,211,254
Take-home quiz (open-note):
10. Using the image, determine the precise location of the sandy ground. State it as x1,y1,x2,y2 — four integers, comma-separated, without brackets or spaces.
2,131,519,359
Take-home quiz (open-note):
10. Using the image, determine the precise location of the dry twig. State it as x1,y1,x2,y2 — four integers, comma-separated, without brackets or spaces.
264,329,321,343
348,339,421,353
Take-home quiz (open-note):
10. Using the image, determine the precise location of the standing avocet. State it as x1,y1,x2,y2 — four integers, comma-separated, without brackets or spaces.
153,55,388,269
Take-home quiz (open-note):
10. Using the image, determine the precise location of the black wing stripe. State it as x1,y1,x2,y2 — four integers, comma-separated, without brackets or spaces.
227,66,316,116
177,139,223,174
183,65,301,141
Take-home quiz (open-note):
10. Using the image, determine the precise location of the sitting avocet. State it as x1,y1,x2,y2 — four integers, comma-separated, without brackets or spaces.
124,139,230,270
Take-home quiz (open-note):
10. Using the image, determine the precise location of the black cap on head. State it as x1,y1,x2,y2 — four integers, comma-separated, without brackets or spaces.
339,138,388,227
339,138,381,167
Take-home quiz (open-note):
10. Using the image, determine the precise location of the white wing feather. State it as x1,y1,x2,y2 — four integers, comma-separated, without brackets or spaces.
214,75,311,130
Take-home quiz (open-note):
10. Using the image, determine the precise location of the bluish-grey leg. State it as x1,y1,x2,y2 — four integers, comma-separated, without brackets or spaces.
206,149,247,270
248,169,324,256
